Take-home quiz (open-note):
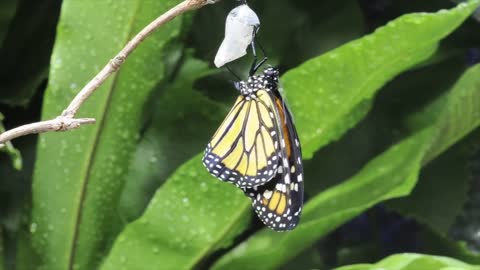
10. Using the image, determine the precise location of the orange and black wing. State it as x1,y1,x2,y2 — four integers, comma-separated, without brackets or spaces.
202,90,281,188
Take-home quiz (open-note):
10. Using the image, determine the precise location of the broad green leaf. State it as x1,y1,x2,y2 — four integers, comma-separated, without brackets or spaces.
103,2,480,269
118,57,228,221
0,0,61,106
335,253,480,270
0,113,22,170
453,0,480,22
32,1,183,269
211,128,433,270
101,155,251,270
15,227,41,270
211,60,480,269
283,0,479,159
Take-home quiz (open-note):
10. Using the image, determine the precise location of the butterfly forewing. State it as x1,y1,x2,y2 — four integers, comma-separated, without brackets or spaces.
203,90,281,188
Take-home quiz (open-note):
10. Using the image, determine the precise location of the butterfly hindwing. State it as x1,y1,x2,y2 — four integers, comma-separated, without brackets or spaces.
275,92,304,218
203,90,281,188
243,90,303,231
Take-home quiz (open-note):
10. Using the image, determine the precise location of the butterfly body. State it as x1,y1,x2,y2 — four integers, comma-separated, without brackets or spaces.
203,67,303,231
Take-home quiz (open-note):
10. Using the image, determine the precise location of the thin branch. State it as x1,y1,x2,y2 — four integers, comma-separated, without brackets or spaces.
0,117,96,144
0,0,223,146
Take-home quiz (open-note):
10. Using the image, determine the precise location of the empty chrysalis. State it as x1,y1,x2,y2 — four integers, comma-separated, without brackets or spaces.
214,3,260,68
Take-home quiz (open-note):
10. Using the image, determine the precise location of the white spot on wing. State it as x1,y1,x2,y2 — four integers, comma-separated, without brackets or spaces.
284,174,291,184
263,190,273,199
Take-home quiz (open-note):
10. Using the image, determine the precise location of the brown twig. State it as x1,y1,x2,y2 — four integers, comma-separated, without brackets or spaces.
0,0,223,146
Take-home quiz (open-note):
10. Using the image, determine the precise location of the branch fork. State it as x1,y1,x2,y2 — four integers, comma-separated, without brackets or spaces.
54,116,97,131
0,0,222,147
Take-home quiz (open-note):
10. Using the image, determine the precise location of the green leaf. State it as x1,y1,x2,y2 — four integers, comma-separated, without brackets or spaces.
15,227,41,270
212,128,434,270
31,1,183,269
283,0,479,159
101,155,251,270
0,113,22,170
211,63,480,269
118,56,227,221
334,253,480,270
102,57,246,269
388,53,480,230
103,2,480,269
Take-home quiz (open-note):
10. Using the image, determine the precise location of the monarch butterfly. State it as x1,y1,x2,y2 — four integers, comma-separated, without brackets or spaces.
203,67,303,231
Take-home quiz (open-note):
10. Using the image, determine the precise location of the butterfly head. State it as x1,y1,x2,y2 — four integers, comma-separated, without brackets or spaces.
263,66,280,82
235,66,280,96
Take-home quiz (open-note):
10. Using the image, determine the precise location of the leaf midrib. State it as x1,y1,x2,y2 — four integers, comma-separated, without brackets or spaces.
67,1,143,269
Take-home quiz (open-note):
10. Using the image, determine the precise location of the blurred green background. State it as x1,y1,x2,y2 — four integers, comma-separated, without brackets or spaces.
1,0,480,269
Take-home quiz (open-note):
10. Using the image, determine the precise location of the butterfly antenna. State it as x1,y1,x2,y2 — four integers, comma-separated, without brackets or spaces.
226,64,242,81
